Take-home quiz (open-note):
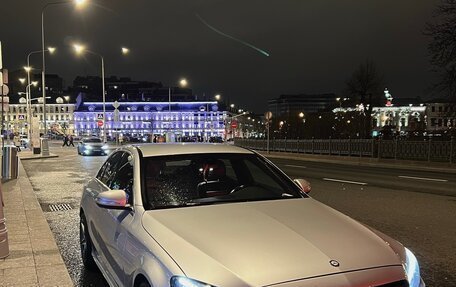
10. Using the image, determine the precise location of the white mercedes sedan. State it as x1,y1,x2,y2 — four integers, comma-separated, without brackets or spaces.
80,144,425,287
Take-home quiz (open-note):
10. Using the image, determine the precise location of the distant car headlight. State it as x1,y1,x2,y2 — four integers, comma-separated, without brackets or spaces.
170,276,215,287
404,247,422,287
102,145,109,149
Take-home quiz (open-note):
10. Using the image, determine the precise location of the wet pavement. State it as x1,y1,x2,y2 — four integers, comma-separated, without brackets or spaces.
22,143,109,286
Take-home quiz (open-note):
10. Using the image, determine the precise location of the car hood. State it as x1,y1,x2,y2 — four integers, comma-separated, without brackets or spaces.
142,199,402,287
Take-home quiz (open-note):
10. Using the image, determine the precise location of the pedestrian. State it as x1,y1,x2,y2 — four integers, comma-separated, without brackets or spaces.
62,135,68,147
68,135,75,147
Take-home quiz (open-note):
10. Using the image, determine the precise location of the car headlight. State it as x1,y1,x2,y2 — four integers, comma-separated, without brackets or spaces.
404,247,421,287
170,276,215,287
85,145,93,150
102,145,109,149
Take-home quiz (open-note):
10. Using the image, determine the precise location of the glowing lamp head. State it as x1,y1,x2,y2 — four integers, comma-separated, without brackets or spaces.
48,47,56,54
215,94,221,101
73,44,86,55
230,104,235,108
31,81,39,87
23,66,32,72
75,0,87,7
299,112,305,118
179,78,188,87
19,78,26,84
121,47,130,55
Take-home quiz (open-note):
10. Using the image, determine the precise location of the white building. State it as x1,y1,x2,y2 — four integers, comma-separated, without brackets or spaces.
4,96,75,135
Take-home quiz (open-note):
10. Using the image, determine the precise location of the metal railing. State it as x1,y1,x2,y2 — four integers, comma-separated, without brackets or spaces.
235,137,456,163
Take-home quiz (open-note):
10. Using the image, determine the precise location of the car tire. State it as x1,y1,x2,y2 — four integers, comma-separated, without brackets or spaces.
80,214,97,270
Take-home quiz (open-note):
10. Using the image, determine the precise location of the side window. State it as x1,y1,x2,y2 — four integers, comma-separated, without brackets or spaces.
109,163,134,202
98,152,124,185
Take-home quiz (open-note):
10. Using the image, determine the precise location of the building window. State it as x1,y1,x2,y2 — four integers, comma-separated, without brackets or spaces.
432,106,435,112
438,106,443,112
431,118,436,126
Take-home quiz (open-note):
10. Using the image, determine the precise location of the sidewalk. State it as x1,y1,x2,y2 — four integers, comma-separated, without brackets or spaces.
0,159,73,286
260,151,456,174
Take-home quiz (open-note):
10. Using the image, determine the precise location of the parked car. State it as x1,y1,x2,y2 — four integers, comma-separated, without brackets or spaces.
80,144,424,287
77,137,108,156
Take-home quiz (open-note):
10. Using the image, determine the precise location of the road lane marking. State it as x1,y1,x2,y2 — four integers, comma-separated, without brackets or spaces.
398,176,448,182
323,178,368,185
284,164,307,169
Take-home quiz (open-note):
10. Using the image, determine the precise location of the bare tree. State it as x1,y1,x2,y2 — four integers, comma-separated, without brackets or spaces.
345,59,384,138
425,0,456,113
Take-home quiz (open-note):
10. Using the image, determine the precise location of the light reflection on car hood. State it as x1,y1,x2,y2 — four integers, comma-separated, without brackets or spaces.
142,198,402,287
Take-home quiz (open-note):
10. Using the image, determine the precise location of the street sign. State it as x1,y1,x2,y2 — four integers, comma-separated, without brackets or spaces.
18,114,25,120
97,113,104,120
231,120,238,129
97,120,104,127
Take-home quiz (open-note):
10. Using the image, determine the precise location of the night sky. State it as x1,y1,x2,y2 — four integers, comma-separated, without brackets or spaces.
1,0,440,112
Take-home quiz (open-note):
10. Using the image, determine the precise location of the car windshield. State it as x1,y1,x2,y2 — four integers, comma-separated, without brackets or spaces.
142,153,304,209
84,138,102,143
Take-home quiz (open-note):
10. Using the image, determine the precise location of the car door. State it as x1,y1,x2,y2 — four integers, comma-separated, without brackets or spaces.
97,151,135,286
90,151,126,285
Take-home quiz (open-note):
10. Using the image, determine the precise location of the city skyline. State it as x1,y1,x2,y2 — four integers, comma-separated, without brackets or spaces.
1,0,442,113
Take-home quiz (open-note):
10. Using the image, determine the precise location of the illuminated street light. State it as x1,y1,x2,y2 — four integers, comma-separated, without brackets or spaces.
121,47,130,55
19,78,26,84
41,0,87,136
230,104,235,108
299,112,305,118
215,94,221,101
73,44,85,54
179,78,188,87
73,43,107,142
25,47,56,142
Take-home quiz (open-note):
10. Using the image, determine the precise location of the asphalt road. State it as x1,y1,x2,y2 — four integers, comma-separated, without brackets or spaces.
22,143,456,286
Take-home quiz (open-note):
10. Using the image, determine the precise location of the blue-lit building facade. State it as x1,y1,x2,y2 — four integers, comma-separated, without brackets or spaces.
73,101,226,141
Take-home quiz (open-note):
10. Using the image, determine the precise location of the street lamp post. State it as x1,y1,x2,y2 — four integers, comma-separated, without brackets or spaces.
41,0,86,136
73,44,106,142
25,48,55,142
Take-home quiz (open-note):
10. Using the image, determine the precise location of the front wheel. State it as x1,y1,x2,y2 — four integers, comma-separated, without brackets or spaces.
80,214,97,270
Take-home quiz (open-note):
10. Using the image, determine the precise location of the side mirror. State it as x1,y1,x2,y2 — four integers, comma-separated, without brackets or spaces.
294,178,311,194
95,190,130,209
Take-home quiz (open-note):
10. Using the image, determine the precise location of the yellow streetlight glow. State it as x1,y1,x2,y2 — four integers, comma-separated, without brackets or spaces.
31,81,39,87
48,47,56,54
179,78,188,87
73,44,86,55
75,0,87,7
19,78,26,84
299,112,304,118
215,94,221,101
121,47,130,55
230,104,235,108
24,66,32,72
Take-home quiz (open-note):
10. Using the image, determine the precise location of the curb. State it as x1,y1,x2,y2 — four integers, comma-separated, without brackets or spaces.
260,152,456,174
19,154,59,161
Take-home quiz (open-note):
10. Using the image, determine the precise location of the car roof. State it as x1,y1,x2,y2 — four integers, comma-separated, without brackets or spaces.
135,143,254,157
